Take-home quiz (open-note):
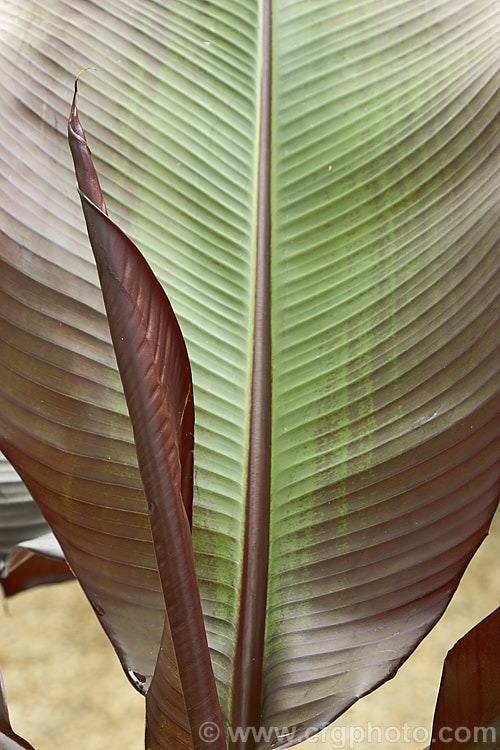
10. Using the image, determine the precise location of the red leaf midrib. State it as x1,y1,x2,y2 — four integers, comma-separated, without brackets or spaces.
231,1,273,746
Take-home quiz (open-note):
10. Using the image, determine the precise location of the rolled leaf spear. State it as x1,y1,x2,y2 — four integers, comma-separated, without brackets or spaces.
68,72,225,750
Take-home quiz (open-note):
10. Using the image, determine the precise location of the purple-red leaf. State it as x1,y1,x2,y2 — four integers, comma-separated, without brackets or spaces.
431,607,500,750
68,79,224,749
145,620,193,750
0,548,73,598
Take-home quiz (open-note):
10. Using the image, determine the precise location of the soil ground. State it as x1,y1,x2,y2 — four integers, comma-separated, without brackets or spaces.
1,509,498,750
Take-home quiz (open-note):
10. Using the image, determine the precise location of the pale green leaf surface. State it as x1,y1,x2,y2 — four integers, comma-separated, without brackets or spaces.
265,0,499,738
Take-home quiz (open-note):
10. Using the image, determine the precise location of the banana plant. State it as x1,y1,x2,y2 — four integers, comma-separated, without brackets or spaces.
0,1,499,749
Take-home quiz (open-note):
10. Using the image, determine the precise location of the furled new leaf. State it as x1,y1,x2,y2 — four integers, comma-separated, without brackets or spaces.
68,79,223,749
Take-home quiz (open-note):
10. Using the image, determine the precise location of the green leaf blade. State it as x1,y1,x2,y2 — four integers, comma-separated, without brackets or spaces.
264,0,500,741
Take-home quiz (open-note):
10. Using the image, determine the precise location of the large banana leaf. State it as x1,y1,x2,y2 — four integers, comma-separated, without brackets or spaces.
0,1,499,748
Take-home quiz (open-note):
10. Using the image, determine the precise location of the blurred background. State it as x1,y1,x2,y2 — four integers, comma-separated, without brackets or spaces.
1,509,498,750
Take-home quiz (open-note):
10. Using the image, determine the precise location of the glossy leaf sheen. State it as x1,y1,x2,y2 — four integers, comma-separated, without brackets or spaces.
0,2,499,748
431,607,500,750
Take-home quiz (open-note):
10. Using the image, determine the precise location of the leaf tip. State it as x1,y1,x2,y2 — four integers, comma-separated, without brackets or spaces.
74,65,97,88
70,67,96,117
68,69,107,214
